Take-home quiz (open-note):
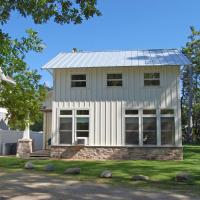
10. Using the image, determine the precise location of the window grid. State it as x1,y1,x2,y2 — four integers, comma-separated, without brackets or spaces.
107,73,123,86
71,74,86,87
144,73,160,86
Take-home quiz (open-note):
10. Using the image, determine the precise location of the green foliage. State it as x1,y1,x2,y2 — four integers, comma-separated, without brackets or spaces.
30,112,43,132
0,0,101,25
0,0,100,130
182,27,200,143
0,29,47,130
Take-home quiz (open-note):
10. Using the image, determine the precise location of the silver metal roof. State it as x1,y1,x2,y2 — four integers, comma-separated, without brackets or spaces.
42,49,191,69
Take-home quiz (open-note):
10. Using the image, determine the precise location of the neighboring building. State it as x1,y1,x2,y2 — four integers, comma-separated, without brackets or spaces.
42,90,52,149
0,68,15,130
0,108,8,130
42,49,191,160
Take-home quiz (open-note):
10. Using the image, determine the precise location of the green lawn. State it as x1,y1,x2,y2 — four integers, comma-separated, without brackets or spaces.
0,145,200,193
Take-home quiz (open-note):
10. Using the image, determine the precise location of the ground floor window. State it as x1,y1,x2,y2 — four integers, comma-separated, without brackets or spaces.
143,117,157,145
59,109,89,145
76,116,89,137
161,117,175,145
125,110,139,145
59,117,72,144
125,117,139,145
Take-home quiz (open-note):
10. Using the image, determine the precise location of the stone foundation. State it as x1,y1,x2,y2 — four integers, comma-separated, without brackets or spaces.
16,139,32,159
50,146,183,160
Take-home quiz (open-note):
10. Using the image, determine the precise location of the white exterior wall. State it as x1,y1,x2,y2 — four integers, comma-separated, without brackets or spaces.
51,66,182,147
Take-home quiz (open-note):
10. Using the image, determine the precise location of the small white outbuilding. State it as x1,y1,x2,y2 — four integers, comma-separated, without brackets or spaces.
42,49,191,160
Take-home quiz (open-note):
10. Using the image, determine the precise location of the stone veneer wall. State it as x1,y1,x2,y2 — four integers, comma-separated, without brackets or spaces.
50,146,183,160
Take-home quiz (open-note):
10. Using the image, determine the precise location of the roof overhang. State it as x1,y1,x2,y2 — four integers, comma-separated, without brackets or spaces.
41,49,192,70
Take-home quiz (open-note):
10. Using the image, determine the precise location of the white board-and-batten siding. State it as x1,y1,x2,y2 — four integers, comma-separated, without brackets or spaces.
51,66,182,147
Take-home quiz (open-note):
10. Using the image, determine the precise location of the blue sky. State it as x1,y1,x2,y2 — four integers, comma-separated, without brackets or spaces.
2,0,200,86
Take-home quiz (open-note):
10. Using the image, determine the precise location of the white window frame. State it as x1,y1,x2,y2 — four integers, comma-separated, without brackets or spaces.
142,109,157,146
75,109,90,144
106,73,123,87
57,108,90,145
144,72,160,86
160,108,175,146
58,109,74,145
124,109,140,146
71,74,87,88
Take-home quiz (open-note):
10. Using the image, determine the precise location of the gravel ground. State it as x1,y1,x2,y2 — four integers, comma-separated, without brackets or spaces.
0,170,199,200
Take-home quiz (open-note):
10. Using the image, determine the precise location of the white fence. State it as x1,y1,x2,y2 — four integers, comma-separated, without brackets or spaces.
0,130,43,155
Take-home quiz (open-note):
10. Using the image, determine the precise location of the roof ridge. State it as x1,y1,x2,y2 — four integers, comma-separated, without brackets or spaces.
61,48,180,54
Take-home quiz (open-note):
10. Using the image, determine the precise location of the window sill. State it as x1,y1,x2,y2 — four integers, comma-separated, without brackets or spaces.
142,86,163,89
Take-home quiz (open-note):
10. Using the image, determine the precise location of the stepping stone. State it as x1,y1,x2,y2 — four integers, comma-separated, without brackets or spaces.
132,175,149,181
100,170,112,178
175,172,192,182
24,161,34,169
44,163,55,172
64,167,81,174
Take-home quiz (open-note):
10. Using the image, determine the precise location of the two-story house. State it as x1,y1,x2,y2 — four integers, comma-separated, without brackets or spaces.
42,49,191,160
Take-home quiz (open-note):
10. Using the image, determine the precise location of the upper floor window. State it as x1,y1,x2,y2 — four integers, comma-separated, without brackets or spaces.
144,73,160,86
107,73,122,86
71,74,86,87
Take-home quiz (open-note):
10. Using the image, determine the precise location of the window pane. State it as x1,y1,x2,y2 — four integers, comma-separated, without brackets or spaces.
77,131,89,137
71,74,86,80
71,81,86,87
77,117,89,130
161,109,174,115
107,80,122,86
125,117,139,145
143,117,157,145
125,132,139,145
60,110,72,115
125,110,138,115
77,110,89,115
144,80,160,86
125,117,139,130
143,109,156,115
144,73,160,79
60,118,72,130
161,117,175,145
60,131,72,144
107,74,122,79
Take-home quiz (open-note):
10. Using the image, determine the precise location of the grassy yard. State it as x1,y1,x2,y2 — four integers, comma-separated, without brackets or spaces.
0,145,200,193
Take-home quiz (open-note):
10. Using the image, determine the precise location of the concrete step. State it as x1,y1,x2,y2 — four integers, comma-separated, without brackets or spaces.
30,150,50,158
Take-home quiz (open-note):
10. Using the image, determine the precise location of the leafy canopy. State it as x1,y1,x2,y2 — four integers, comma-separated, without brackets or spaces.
0,0,101,130
182,26,200,143
0,0,101,25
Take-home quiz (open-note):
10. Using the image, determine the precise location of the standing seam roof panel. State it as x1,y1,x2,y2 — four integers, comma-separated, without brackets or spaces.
42,49,191,69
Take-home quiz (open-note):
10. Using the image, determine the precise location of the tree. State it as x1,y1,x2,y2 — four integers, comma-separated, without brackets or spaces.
0,29,46,130
182,26,200,143
0,0,101,25
0,0,101,130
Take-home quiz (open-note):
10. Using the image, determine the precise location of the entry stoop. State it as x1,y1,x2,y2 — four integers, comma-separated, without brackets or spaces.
30,150,50,159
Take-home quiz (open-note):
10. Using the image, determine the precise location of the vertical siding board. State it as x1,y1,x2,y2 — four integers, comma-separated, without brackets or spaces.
101,102,105,145
89,102,94,146
116,101,121,145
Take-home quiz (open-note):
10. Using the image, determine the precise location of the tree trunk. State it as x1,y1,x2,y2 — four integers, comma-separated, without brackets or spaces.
188,65,193,143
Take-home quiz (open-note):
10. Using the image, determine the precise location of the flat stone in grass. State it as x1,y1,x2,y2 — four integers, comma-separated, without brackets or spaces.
44,163,55,172
64,167,81,174
175,172,192,182
100,170,112,178
132,175,149,181
24,161,34,169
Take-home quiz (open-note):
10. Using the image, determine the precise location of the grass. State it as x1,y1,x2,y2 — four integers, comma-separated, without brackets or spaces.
0,145,200,194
